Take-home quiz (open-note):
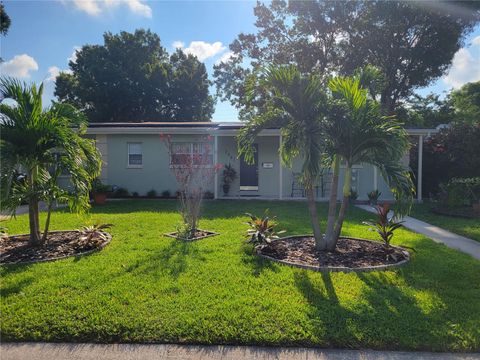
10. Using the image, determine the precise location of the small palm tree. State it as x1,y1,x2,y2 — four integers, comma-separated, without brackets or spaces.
0,77,101,245
237,66,329,250
323,76,413,250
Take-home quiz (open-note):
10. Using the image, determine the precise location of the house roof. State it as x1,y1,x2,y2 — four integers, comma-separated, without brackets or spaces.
86,121,439,136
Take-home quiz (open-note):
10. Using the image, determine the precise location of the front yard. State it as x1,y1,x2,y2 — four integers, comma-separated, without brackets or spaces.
1,200,479,351
410,202,480,242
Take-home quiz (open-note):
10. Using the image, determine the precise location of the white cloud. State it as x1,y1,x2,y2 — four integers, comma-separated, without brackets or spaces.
46,66,61,82
443,47,480,89
215,51,235,65
70,0,101,16
172,41,185,49
472,36,480,46
0,54,39,78
62,0,152,18
183,41,225,61
68,46,81,64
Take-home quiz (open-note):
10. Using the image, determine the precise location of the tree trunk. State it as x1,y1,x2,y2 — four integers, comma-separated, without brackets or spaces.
27,168,42,246
28,198,42,246
41,200,54,243
330,165,352,249
324,156,340,250
305,183,325,250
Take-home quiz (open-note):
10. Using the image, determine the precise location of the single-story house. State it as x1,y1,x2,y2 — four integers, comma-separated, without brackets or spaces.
85,122,437,202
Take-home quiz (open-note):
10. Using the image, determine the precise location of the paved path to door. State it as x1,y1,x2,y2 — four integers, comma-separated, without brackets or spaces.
2,343,479,360
356,204,480,260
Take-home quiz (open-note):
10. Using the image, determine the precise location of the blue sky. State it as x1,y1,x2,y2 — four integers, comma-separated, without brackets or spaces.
2,0,480,121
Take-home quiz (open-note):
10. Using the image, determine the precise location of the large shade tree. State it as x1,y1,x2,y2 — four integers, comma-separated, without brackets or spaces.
55,29,214,123
214,0,479,117
0,77,102,245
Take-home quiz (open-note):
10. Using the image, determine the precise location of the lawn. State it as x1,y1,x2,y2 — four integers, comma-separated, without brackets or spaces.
410,202,480,242
1,200,479,351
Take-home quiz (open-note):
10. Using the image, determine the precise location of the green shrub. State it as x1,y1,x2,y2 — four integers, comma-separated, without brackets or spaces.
439,177,480,207
113,187,129,198
161,190,171,198
203,191,214,199
132,192,139,198
146,189,157,198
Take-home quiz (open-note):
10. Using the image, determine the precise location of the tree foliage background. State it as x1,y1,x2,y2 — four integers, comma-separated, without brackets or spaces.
55,29,214,123
214,0,480,119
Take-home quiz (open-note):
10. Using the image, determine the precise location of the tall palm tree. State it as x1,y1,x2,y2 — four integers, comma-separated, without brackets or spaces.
0,77,101,246
323,76,413,250
237,66,329,250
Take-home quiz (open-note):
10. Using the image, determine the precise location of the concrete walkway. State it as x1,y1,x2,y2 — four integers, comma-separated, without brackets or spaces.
356,204,480,260
1,343,479,360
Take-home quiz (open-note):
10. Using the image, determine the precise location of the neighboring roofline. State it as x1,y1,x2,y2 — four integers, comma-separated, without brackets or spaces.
86,121,439,136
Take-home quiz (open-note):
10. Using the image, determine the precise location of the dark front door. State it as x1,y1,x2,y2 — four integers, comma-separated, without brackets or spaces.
240,144,258,191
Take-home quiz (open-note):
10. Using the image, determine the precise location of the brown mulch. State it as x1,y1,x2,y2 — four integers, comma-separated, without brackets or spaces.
259,236,409,269
0,231,111,265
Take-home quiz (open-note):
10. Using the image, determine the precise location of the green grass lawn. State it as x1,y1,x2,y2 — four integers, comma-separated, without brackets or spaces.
1,200,479,351
410,202,480,242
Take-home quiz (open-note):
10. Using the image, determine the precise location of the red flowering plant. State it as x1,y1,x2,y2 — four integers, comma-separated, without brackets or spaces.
160,134,222,239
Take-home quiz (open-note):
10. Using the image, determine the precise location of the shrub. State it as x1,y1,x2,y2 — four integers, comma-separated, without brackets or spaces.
349,189,358,202
367,190,382,205
363,204,404,248
92,179,112,194
412,123,480,196
203,191,214,199
113,187,129,198
161,190,171,198
146,189,157,198
132,191,139,198
245,210,285,249
439,177,480,207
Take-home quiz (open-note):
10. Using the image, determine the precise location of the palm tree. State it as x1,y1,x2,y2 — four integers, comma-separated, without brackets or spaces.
323,76,413,250
0,77,101,246
237,66,329,250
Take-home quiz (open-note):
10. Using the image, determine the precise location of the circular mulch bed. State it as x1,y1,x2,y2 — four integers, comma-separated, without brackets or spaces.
0,230,111,265
257,236,410,272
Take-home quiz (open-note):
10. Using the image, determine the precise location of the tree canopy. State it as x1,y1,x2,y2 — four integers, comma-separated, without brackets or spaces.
55,29,214,123
0,2,10,36
214,0,480,118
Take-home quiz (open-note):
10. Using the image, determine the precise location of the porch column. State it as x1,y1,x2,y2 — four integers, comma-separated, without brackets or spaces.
214,135,218,199
279,135,283,200
373,166,378,191
417,135,423,202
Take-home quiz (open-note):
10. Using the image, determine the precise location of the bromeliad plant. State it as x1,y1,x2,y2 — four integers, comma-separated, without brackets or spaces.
245,211,285,249
78,223,113,248
367,190,382,205
363,203,404,249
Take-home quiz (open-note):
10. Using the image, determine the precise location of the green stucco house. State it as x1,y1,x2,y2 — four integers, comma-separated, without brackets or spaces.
86,122,436,202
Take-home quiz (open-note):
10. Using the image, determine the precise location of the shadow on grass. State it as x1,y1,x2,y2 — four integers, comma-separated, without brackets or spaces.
0,265,34,297
240,244,279,277
121,238,208,280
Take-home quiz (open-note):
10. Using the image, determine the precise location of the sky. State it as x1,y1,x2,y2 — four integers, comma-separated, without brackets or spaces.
1,0,480,122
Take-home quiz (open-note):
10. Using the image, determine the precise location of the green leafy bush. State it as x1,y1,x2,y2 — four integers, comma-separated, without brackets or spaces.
367,190,381,205
161,190,171,198
245,210,285,249
146,189,157,198
113,187,129,198
439,177,480,207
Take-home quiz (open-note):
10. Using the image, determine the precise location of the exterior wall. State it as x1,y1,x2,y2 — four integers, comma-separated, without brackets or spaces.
217,135,280,198
100,132,397,201
105,134,214,195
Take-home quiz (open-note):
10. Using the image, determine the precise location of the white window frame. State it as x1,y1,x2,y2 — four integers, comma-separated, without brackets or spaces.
127,142,143,168
170,142,213,167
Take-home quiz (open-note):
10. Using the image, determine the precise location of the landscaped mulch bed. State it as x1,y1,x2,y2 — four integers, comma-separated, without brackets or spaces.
164,229,218,241
258,236,409,272
0,230,111,265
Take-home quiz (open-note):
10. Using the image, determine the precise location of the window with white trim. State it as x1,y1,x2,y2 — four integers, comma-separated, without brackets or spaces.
127,142,143,167
170,142,213,166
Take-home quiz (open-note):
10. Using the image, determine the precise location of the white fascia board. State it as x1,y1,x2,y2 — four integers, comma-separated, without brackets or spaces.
86,127,216,135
